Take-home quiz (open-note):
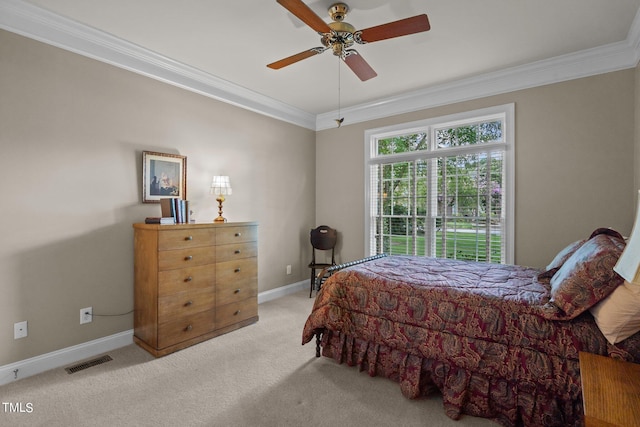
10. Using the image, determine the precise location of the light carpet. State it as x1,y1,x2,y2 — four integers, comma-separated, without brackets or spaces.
0,290,496,426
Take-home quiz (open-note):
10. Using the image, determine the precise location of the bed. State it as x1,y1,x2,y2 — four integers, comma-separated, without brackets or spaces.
302,228,640,426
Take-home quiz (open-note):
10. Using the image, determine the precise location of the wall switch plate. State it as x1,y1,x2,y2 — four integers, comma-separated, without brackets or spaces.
286,265,292,275
14,321,27,339
80,307,92,324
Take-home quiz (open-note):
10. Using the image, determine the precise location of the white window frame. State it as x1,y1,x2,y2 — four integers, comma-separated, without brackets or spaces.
364,103,515,264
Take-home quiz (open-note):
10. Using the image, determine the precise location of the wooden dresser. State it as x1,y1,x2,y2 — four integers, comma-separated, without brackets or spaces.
580,352,640,426
133,222,258,357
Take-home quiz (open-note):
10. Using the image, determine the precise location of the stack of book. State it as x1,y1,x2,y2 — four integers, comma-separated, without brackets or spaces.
144,217,175,224
144,198,190,224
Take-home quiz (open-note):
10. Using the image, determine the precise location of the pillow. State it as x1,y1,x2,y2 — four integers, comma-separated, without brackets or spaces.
590,281,640,344
549,233,625,318
539,228,624,281
589,227,625,241
538,239,586,280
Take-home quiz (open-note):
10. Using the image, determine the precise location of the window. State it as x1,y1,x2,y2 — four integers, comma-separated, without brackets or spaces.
365,104,514,264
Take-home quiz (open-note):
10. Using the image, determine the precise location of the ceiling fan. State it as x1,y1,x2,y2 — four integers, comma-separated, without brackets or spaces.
267,0,431,81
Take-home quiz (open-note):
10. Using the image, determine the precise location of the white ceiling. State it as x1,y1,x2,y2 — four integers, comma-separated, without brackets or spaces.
5,0,640,127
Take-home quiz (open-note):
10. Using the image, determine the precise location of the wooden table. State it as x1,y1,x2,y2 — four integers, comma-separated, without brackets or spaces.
579,352,640,426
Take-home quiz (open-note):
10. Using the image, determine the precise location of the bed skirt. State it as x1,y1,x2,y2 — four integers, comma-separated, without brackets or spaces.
319,329,583,427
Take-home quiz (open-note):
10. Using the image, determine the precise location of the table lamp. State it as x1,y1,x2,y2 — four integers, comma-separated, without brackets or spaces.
210,176,232,223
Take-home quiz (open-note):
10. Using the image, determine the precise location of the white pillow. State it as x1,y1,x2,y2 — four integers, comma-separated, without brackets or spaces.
590,281,640,344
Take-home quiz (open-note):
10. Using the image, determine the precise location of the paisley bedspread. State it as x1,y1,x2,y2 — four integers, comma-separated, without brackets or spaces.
302,255,640,426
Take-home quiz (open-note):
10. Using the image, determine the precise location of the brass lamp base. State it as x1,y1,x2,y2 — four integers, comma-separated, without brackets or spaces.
214,195,227,223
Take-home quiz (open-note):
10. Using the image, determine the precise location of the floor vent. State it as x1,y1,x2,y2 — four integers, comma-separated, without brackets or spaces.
65,355,113,374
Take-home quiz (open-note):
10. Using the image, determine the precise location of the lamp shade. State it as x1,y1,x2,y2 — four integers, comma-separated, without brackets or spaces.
210,176,232,196
614,189,640,284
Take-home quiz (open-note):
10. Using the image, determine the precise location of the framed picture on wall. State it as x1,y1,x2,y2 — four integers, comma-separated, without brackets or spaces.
142,151,187,203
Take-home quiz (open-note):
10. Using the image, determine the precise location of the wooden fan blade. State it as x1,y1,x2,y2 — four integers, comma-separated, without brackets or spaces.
267,48,324,69
343,50,377,81
277,0,331,34
358,14,430,43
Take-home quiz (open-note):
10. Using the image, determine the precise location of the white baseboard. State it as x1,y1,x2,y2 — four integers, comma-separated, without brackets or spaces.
0,329,133,386
257,280,307,304
0,281,309,386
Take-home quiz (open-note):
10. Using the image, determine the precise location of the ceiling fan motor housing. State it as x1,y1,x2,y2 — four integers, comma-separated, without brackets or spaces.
324,4,356,57
322,22,356,56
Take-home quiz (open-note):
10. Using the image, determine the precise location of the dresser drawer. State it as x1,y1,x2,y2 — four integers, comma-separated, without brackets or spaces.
158,228,216,250
216,226,257,245
216,298,258,329
216,279,257,306
216,242,257,263
159,264,215,295
158,310,216,349
158,288,215,318
158,247,216,271
216,257,257,284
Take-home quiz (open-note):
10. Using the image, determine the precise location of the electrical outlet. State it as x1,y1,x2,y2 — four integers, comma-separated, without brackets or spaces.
286,264,292,275
14,321,27,339
80,307,92,324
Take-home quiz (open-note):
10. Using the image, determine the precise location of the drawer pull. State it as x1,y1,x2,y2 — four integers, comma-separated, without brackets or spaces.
234,289,241,294
234,310,241,316
185,324,193,331
234,249,241,254
235,232,242,237
185,236,193,241
185,276,193,282
234,268,241,273
185,255,193,261
185,300,193,306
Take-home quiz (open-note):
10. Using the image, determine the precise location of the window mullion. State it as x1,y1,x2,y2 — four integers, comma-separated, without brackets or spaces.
377,164,383,255
485,154,491,262
441,157,447,258
412,160,417,255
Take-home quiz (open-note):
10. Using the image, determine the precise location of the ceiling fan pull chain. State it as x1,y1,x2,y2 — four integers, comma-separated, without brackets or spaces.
338,57,341,117
336,57,344,127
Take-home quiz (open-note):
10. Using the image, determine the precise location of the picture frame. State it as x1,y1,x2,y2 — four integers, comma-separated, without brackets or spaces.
142,151,187,203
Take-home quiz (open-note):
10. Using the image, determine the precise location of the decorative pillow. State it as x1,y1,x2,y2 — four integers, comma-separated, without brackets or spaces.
549,233,625,318
590,281,640,344
538,239,586,280
589,227,625,241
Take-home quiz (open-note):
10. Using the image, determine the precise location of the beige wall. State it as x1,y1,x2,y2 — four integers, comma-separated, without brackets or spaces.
1,26,639,367
316,70,636,269
0,30,316,365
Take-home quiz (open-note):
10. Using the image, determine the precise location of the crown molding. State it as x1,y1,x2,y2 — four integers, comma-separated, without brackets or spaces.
2,0,640,132
316,37,640,130
0,0,316,129
317,10,640,130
